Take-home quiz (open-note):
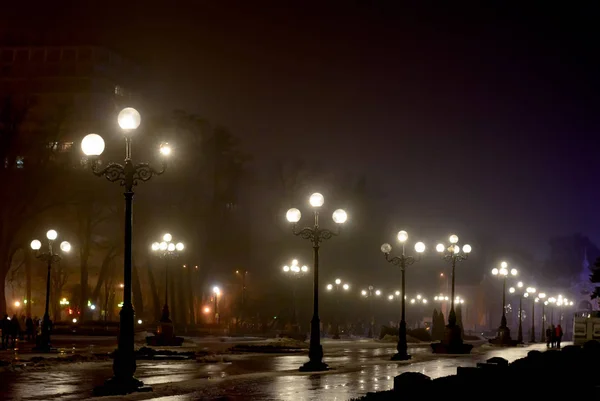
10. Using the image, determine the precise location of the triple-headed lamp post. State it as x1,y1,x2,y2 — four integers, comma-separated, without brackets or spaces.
490,262,518,345
524,287,537,342
508,282,526,343
380,230,425,360
326,278,350,339
282,259,309,332
30,230,71,352
361,286,381,338
82,107,170,395
286,192,347,371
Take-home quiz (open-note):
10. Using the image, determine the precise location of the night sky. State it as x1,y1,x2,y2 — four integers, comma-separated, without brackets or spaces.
3,1,600,267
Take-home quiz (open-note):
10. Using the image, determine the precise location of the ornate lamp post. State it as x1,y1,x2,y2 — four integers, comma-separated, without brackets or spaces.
380,230,425,360
326,278,350,339
82,107,169,395
524,287,537,342
151,234,184,323
490,261,518,345
286,192,347,372
361,286,381,338
282,259,309,332
431,234,472,353
235,269,249,328
509,282,525,343
538,292,547,341
30,230,71,352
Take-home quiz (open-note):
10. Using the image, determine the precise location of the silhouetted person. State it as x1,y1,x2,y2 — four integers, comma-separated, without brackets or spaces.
10,314,19,348
555,324,563,348
1,314,9,348
25,316,34,341
545,327,552,348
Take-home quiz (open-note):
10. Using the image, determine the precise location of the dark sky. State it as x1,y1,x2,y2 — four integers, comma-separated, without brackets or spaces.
4,1,600,261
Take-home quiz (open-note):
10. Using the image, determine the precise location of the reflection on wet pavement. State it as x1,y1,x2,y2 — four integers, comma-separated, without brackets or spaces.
1,342,557,401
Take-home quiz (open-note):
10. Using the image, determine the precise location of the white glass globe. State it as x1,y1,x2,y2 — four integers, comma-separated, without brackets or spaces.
301,265,308,272
343,284,349,290
117,107,141,130
491,268,499,275
283,265,290,272
509,287,515,293
163,233,172,242
397,230,408,242
389,295,394,300
499,268,508,276
517,281,523,288
527,287,536,294
332,209,347,224
423,299,428,304
453,245,460,254
326,284,333,290
511,268,518,276
309,193,324,207
524,293,529,298
361,290,367,296
151,242,160,251
381,243,392,254
292,259,298,266
291,265,300,272
463,244,472,253
436,244,445,253
500,261,508,268
81,133,105,156
30,240,41,250
175,242,184,251
160,142,171,156
335,278,341,285
60,241,71,253
167,243,176,252
375,290,381,296
286,208,301,223
46,229,58,240
449,234,459,244
414,242,425,253
395,290,400,296
539,293,546,299
213,286,220,295
159,241,168,251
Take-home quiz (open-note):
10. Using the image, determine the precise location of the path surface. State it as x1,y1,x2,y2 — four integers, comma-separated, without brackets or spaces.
0,339,555,401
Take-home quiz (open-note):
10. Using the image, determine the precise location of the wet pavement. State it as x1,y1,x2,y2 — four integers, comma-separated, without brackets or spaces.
0,340,556,401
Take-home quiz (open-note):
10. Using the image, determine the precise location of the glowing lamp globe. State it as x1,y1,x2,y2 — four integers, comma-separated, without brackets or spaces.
151,242,160,251
163,233,172,242
397,230,408,242
509,287,515,294
511,268,518,276
381,243,392,254
463,244,472,253
167,243,175,252
160,142,171,156
524,293,529,298
326,284,333,290
491,268,499,275
332,209,347,224
395,290,400,296
30,240,41,250
453,245,460,254
414,242,425,253
175,242,184,251
499,268,508,276
292,265,300,273
81,133,105,156
286,208,301,223
361,290,367,296
117,107,141,131
389,295,394,300
283,265,290,272
449,234,459,244
375,290,381,296
301,265,308,272
436,243,445,253
46,230,58,240
500,261,508,268
343,284,349,290
292,259,298,266
335,278,341,285
517,281,523,288
539,293,546,299
159,242,168,251
60,241,71,253
213,286,220,295
309,193,324,207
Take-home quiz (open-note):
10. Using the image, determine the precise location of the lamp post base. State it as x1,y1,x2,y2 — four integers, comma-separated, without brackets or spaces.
93,376,151,396
489,325,519,347
391,352,411,361
430,324,473,354
299,360,329,372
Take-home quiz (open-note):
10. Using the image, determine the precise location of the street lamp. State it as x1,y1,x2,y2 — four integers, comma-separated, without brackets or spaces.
286,193,347,372
525,287,537,342
380,230,425,360
508,282,526,343
537,292,547,341
432,234,471,353
490,261,518,345
82,107,169,395
361,286,381,338
151,233,184,325
235,269,249,327
213,286,221,324
30,230,71,352
325,278,350,339
282,259,309,332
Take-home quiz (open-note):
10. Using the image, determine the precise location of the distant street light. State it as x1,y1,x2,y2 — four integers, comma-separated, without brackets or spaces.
538,292,547,341
82,107,169,395
286,193,347,372
30,229,71,352
509,282,526,343
213,286,221,324
151,233,184,324
282,259,309,332
525,287,537,342
326,278,350,339
361,286,381,338
432,235,471,353
490,261,518,345
381,230,425,360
